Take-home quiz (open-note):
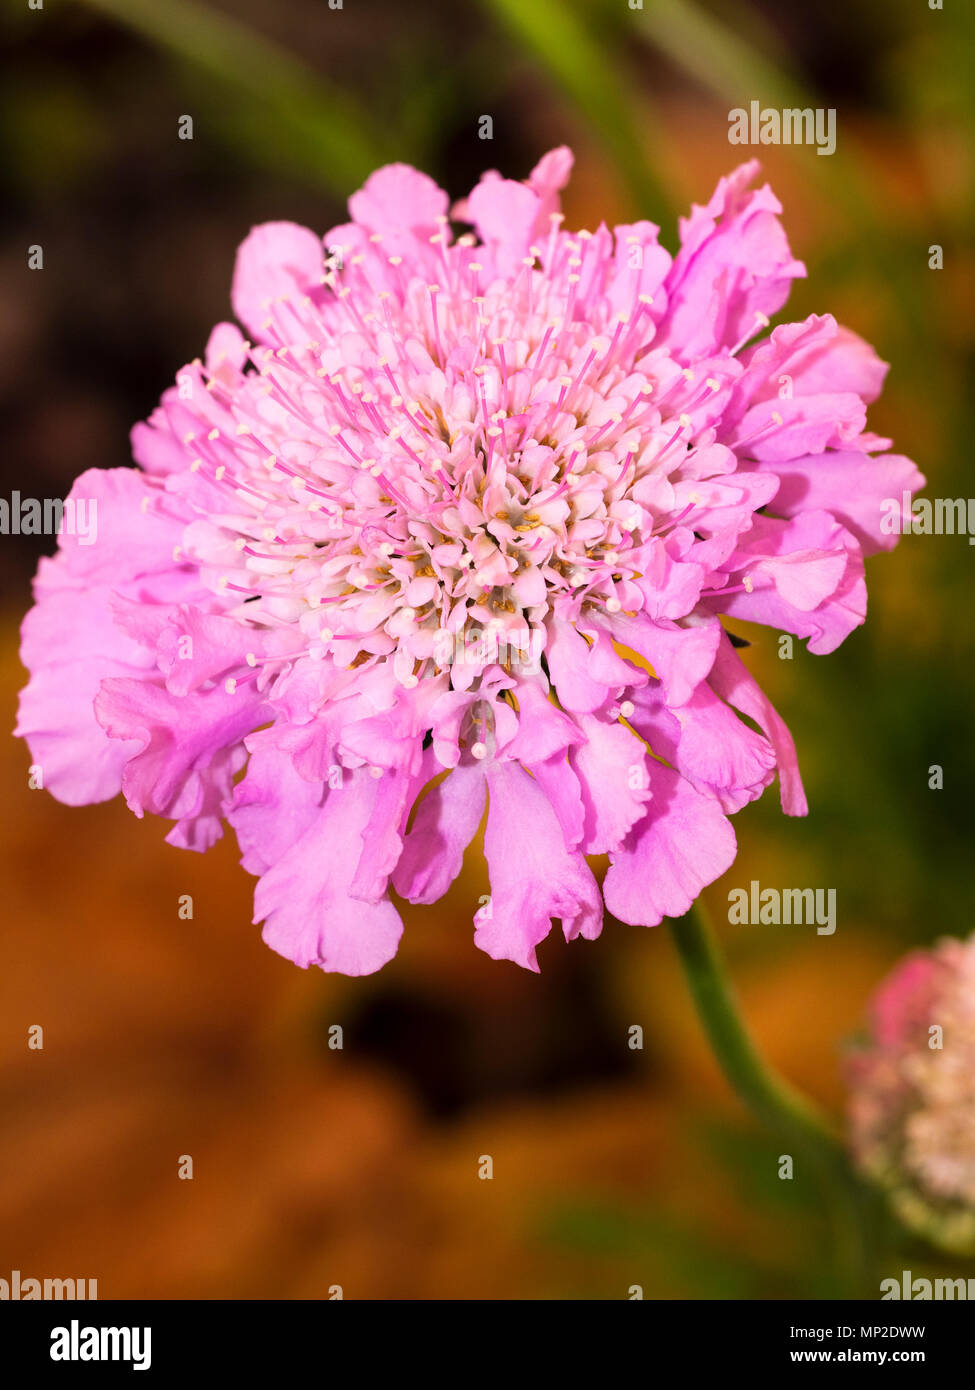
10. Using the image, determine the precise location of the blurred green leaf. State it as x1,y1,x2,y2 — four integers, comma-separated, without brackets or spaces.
478,0,672,220
540,1198,825,1297
0,76,107,194
77,0,391,192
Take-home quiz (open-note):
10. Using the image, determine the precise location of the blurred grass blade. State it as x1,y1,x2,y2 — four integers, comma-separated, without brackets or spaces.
637,0,880,233
634,0,945,353
78,0,391,192
479,0,672,220
641,0,801,109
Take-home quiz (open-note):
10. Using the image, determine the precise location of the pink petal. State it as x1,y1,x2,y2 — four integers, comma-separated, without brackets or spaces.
231,221,324,342
228,731,325,876
527,753,586,850
544,613,614,712
607,221,672,318
658,161,806,361
475,762,602,971
718,512,866,654
503,679,583,764
393,762,486,904
351,761,431,903
569,713,652,854
757,450,925,555
16,581,155,804
55,467,187,582
526,146,574,205
94,676,266,838
629,679,775,810
739,314,889,405
604,761,737,926
708,631,807,815
349,163,449,243
254,771,403,976
729,392,867,464
606,613,721,707
462,174,540,276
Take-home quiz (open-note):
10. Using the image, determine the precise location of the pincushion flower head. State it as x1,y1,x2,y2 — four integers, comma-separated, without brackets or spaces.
17,149,922,976
847,935,975,1254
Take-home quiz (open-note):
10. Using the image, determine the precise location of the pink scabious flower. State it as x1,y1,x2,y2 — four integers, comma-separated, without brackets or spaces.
17,150,922,976
847,935,975,1253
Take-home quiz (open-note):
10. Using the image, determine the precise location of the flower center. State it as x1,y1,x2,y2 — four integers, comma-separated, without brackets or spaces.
178,221,722,686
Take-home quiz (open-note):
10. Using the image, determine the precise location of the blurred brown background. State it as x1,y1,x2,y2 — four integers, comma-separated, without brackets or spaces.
1,0,974,1298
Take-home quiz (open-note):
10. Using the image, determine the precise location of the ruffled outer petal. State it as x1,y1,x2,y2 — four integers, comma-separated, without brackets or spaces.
231,221,324,342
603,761,737,927
475,762,602,971
458,147,572,278
393,762,486,904
718,511,866,654
16,573,156,804
94,676,267,848
628,678,775,812
707,631,807,815
656,161,806,361
54,466,187,582
605,613,721,707
227,729,325,876
569,713,652,854
16,462,198,806
349,163,449,243
753,451,925,555
253,770,404,976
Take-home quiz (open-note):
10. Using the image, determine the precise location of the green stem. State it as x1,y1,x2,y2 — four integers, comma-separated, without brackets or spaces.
671,897,874,1292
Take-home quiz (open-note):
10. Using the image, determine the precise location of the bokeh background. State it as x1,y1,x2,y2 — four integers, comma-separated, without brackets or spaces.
2,0,974,1299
